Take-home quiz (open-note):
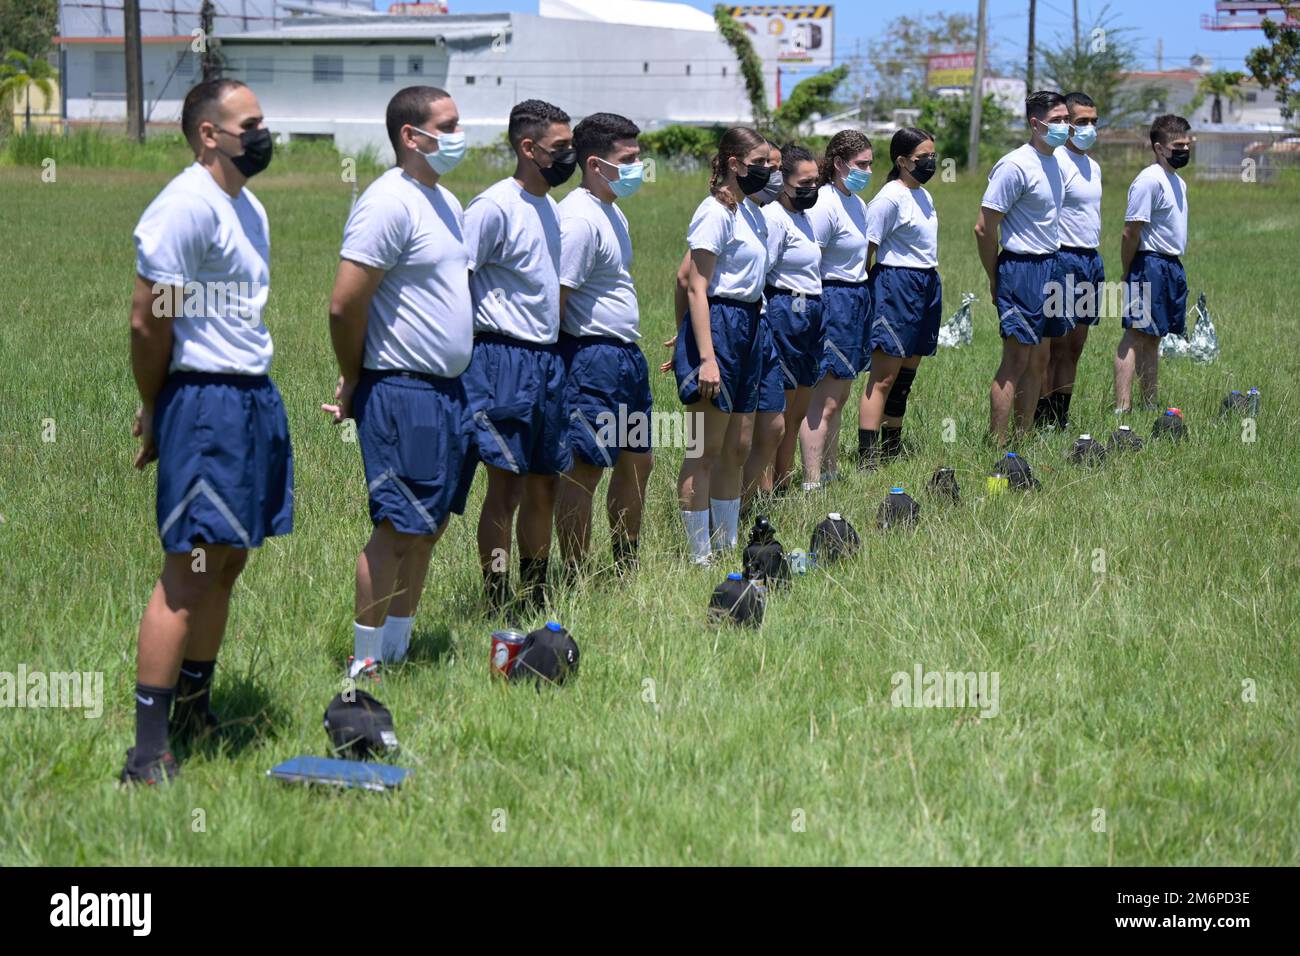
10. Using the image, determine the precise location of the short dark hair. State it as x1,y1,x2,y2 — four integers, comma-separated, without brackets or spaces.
1064,91,1096,111
779,142,815,178
385,85,451,158
181,79,247,148
1150,113,1191,146
573,112,640,165
1025,90,1066,122
508,99,570,149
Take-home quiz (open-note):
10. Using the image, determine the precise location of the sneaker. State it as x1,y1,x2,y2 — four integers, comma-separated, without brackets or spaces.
689,552,716,568
119,747,178,786
347,656,381,681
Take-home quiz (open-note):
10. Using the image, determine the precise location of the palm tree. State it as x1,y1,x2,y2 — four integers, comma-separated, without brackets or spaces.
0,51,58,133
1190,70,1248,125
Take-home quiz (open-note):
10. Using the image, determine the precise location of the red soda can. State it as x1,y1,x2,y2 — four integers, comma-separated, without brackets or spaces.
490,630,527,677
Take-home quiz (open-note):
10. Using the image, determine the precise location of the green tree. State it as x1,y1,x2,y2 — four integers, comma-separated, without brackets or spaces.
1035,6,1163,128
771,65,849,139
1246,3,1300,122
1189,70,1248,124
917,92,1015,166
0,0,56,58
714,5,770,127
1,48,57,132
864,12,978,117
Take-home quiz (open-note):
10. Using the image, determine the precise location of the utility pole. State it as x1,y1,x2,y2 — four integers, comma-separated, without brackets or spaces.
1155,37,1164,72
968,0,987,173
1027,0,1037,93
200,0,220,81
124,0,145,142
1072,0,1080,53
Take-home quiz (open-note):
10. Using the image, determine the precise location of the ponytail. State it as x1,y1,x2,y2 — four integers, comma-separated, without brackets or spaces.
709,126,766,212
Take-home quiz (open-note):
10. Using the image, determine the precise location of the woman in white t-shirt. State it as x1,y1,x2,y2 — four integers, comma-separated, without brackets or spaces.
671,127,773,564
858,127,943,469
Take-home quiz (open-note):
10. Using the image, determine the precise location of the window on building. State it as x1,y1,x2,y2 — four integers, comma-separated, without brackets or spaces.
465,75,476,85
246,57,274,84
408,55,424,76
379,55,394,83
93,50,125,96
1245,92,1257,103
313,54,344,83
643,62,649,73
496,76,502,86
175,51,197,81
685,64,691,75
722,66,727,77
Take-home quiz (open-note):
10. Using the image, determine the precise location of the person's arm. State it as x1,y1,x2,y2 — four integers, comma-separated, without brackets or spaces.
673,249,691,322
1120,222,1143,277
973,207,1004,303
128,275,176,469
323,260,385,422
866,241,879,272
686,248,720,400
559,285,572,319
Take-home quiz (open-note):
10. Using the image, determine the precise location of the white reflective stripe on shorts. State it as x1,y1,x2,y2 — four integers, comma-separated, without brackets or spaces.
159,477,253,549
473,410,520,473
777,356,797,390
824,337,853,373
368,468,439,533
570,409,613,468
1001,309,1040,344
873,315,905,354
678,365,699,401
717,376,733,411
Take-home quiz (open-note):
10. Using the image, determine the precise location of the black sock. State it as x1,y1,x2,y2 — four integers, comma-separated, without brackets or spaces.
1056,391,1073,428
1034,395,1053,426
881,426,903,460
519,557,550,611
612,536,639,574
174,659,215,723
134,683,175,759
857,428,879,467
483,570,510,611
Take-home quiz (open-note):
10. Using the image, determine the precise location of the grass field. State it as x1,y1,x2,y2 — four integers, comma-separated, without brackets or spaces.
1,155,1297,865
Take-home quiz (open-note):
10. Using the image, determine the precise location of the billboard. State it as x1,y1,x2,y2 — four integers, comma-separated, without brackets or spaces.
927,52,976,92
726,4,835,67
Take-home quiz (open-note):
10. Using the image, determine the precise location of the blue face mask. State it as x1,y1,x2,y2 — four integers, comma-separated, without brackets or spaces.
596,156,645,198
413,126,466,175
1039,120,1071,148
843,167,871,193
1070,125,1098,150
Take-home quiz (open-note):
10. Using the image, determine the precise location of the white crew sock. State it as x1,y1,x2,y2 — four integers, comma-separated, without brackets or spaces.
682,509,711,562
352,621,384,671
709,497,741,550
382,615,414,663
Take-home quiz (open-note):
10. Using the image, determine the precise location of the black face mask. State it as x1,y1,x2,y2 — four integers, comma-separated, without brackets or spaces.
222,126,273,178
908,156,938,185
790,184,819,211
1166,147,1191,169
536,146,578,187
736,162,773,196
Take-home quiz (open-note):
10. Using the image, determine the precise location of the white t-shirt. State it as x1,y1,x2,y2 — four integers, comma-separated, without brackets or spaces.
807,182,869,281
339,167,473,378
1056,147,1103,250
464,177,562,343
982,143,1064,256
762,201,822,294
865,179,939,269
558,187,640,342
686,195,769,303
133,163,272,375
1126,163,1188,257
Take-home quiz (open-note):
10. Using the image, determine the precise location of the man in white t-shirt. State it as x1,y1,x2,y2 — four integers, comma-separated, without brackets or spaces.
124,79,291,784
553,112,654,579
1115,114,1193,412
463,100,573,613
1038,90,1104,431
975,90,1068,446
322,87,475,678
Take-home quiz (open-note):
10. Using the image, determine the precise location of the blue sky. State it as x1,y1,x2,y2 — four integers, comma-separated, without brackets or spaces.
380,0,1273,81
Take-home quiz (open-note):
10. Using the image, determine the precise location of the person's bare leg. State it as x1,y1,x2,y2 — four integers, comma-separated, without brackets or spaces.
183,547,247,662
990,338,1032,447
714,411,755,502
1014,341,1050,435
607,449,652,560
774,386,812,491
801,374,850,483
1114,329,1140,412
356,520,442,627
883,356,923,430
555,460,605,565
860,351,903,432
477,465,524,606
137,544,244,688
742,411,785,506
1138,334,1160,407
383,524,444,619
1056,324,1089,396
677,402,729,511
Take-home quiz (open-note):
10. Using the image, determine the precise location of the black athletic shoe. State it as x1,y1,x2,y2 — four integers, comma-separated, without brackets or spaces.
119,747,178,786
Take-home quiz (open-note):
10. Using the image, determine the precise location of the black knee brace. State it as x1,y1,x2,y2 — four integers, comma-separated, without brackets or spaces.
884,366,917,419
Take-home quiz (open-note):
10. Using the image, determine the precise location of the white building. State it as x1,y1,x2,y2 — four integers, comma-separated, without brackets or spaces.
53,0,754,156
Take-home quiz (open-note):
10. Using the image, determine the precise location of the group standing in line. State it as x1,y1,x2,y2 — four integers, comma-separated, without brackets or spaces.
121,77,1193,782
